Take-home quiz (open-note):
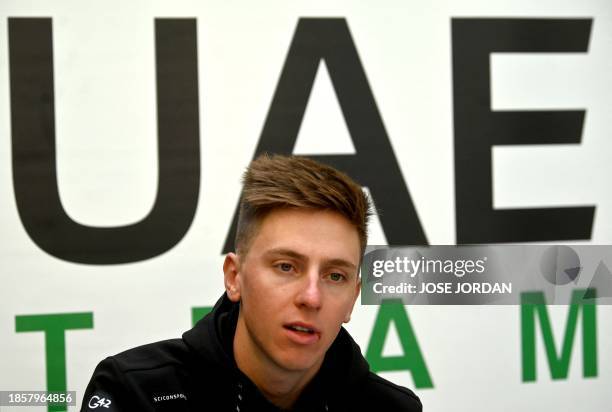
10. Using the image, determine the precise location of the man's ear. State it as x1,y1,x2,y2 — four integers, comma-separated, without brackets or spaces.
223,252,242,302
344,277,361,323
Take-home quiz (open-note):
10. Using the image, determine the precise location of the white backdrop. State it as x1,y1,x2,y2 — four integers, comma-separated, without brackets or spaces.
1,1,611,411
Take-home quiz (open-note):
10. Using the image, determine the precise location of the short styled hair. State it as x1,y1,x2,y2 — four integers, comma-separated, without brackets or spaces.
235,154,372,255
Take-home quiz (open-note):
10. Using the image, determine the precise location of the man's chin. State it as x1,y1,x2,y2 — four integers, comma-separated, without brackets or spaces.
274,351,325,374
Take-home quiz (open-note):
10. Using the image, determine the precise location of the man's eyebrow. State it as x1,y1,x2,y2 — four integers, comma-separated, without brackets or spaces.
264,248,357,271
264,248,308,261
325,258,357,272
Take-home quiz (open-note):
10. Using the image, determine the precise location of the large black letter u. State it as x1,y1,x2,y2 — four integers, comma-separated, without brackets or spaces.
9,18,200,264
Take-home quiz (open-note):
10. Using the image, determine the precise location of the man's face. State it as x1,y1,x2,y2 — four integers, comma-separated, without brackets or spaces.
225,208,361,374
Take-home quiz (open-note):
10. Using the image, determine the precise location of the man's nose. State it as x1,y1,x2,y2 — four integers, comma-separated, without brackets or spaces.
295,270,322,310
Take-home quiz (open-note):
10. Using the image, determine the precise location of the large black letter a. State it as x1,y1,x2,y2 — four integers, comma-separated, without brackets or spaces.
223,18,427,252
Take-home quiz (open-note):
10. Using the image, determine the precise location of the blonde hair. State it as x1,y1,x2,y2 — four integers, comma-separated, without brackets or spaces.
235,154,372,255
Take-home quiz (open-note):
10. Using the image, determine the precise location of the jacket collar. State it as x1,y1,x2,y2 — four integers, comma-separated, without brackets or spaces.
183,294,370,410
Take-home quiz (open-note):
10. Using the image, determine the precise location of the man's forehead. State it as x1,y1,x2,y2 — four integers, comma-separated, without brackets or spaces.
248,208,360,252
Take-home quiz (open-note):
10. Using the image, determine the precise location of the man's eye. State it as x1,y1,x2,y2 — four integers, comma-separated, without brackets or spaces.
278,263,294,272
329,272,345,282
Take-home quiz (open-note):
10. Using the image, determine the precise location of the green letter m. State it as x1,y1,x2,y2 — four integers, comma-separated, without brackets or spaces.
521,289,597,382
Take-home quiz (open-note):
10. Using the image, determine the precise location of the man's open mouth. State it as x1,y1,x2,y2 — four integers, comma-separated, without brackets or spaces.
286,325,314,333
284,323,319,335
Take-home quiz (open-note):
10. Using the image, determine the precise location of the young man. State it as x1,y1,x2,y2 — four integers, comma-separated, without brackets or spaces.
81,155,422,411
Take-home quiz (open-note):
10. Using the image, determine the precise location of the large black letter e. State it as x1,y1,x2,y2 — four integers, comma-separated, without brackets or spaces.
452,18,595,243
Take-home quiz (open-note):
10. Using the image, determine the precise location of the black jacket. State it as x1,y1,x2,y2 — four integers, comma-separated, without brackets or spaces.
81,295,422,411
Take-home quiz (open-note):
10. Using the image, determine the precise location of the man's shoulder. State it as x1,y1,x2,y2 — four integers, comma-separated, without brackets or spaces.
355,372,422,411
82,339,202,411
107,338,191,373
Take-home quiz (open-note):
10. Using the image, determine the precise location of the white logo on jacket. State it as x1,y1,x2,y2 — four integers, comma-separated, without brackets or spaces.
153,393,188,402
88,395,111,409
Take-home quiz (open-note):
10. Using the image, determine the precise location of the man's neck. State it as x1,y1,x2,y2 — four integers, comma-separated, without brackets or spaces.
233,315,323,410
